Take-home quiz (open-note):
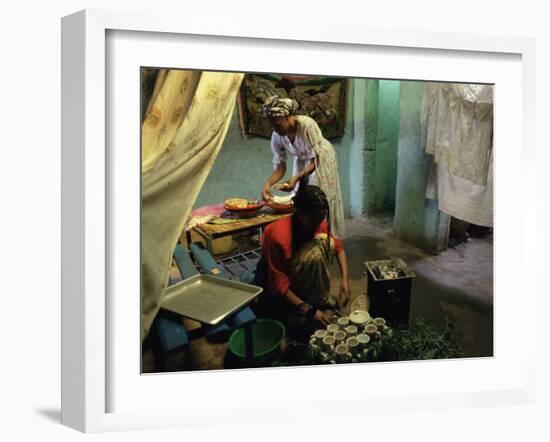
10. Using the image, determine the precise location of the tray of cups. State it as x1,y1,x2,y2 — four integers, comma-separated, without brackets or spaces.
308,311,392,364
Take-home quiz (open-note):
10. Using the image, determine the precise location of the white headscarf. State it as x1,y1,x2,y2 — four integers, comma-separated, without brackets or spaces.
260,95,300,118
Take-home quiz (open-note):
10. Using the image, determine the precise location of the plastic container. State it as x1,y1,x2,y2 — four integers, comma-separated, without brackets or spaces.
208,236,234,255
365,258,416,326
228,319,285,366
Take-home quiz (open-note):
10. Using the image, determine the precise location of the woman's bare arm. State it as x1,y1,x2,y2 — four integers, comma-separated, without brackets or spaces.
336,248,351,306
280,157,317,191
285,287,331,326
263,162,286,199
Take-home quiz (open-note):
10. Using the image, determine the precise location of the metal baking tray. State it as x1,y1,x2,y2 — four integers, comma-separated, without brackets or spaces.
162,274,263,325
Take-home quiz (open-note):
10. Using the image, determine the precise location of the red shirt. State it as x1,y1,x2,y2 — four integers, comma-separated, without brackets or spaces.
261,216,343,298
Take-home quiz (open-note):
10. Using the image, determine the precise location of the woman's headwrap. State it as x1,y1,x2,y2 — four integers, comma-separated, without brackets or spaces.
260,96,300,118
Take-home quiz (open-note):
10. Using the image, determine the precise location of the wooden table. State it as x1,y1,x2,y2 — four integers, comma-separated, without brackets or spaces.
188,211,291,251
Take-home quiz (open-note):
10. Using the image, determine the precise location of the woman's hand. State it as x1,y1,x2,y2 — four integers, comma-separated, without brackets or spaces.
264,163,287,199
262,183,273,201
314,309,331,327
274,182,293,192
277,175,300,192
339,279,351,307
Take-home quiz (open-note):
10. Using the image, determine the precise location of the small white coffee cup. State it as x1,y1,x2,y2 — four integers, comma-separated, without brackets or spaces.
346,337,360,354
344,325,358,336
334,344,351,363
322,335,336,352
373,317,386,329
326,324,339,334
337,317,350,329
334,330,347,344
356,333,371,349
314,329,328,343
365,324,378,337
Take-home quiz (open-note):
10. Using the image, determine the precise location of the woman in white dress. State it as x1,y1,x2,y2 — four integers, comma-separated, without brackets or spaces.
260,96,346,237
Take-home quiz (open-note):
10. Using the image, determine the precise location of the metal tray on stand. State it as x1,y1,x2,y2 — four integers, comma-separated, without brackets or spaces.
162,274,263,325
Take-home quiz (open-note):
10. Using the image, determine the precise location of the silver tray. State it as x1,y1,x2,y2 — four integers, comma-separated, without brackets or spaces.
162,274,263,325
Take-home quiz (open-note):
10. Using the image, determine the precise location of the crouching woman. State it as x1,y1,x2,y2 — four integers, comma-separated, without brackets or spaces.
255,184,350,341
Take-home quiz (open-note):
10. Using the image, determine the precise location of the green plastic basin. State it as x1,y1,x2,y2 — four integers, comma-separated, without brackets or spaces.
228,319,286,366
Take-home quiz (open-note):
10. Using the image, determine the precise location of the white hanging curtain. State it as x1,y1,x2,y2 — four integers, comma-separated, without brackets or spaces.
141,69,244,341
422,83,494,227
422,83,493,185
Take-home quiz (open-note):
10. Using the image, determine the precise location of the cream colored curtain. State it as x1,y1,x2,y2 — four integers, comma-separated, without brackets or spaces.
422,83,494,227
141,70,244,341
421,83,493,186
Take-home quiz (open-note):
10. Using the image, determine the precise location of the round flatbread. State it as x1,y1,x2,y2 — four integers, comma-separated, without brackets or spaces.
224,198,249,209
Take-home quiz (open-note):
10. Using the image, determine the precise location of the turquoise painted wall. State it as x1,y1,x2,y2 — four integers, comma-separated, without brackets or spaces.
359,79,401,216
393,80,441,252
349,79,366,217
334,81,355,216
362,79,379,214
195,81,356,216
374,80,401,212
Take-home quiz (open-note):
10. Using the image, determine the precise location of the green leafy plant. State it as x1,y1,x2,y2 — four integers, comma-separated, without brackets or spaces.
381,316,463,361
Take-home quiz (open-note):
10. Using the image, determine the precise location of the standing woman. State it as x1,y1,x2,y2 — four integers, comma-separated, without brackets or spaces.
260,96,346,237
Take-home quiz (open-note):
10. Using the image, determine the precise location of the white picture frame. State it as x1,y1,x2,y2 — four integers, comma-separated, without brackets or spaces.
61,9,537,433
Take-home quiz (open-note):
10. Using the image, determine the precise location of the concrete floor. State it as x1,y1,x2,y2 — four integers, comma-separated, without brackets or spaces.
340,216,493,358
143,215,493,372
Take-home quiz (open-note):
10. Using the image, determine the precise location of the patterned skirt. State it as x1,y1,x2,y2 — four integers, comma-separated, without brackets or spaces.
312,140,346,238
